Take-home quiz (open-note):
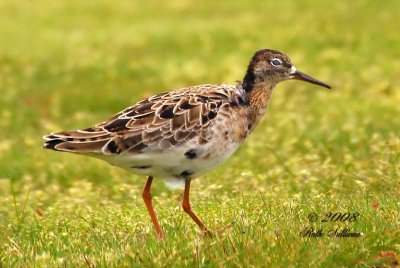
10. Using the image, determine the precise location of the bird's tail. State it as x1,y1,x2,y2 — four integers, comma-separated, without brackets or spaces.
42,128,112,153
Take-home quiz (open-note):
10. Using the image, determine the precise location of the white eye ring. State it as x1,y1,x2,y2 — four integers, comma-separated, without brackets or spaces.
270,58,283,67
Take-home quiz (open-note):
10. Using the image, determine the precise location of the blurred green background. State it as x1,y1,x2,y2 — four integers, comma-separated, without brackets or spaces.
0,0,399,267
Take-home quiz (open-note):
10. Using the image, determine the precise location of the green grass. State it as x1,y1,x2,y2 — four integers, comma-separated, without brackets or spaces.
1,0,399,267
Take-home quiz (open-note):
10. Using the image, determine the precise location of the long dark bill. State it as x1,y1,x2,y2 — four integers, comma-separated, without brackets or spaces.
292,70,331,89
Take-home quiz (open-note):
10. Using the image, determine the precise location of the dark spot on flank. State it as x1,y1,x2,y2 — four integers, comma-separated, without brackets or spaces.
180,169,194,177
66,137,74,141
184,149,197,159
131,165,151,169
107,140,120,154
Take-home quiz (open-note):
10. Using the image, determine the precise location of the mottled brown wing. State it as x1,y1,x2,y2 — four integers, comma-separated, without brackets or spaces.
43,85,239,154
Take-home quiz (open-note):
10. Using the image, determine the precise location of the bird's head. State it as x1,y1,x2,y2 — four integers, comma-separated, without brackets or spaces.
243,49,331,92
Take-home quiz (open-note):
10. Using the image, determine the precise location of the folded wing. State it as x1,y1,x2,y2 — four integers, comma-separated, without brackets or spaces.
43,85,236,155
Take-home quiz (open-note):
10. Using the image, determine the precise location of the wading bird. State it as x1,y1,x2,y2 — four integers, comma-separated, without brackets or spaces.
43,49,331,239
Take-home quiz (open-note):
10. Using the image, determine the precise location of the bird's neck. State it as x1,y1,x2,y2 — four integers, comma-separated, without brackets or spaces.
242,68,257,93
247,82,274,114
242,69,275,123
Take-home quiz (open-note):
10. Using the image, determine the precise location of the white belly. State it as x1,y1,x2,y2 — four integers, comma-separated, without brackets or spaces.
98,133,242,189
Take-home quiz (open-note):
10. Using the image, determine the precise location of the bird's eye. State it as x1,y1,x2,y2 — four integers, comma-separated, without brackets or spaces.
270,58,283,67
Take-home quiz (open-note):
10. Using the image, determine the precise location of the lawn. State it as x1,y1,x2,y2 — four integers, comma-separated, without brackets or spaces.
0,0,399,267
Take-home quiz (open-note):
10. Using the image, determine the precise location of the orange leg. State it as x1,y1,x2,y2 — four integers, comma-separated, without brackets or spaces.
142,176,164,240
182,178,212,235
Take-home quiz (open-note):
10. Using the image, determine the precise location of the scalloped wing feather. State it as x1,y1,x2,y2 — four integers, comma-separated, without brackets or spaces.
43,84,242,155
